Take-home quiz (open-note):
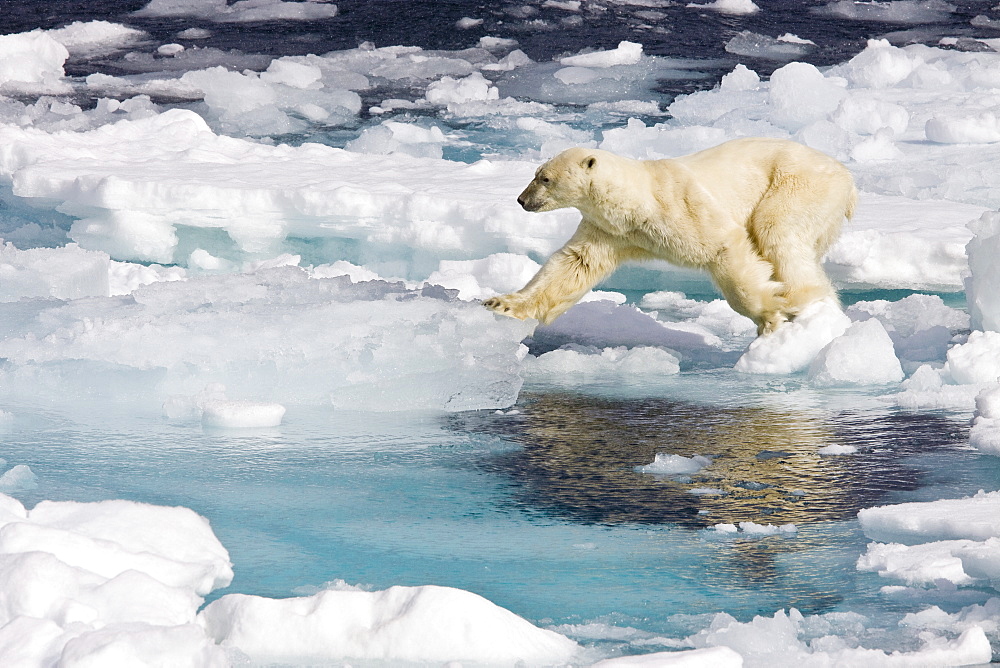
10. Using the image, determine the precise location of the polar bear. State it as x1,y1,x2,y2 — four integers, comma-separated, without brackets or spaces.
483,138,856,335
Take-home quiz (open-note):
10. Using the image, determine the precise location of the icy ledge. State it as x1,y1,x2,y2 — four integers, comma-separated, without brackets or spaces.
0,266,535,412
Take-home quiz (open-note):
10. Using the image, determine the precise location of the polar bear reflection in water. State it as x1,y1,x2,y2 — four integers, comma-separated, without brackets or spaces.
451,393,966,590
484,138,856,336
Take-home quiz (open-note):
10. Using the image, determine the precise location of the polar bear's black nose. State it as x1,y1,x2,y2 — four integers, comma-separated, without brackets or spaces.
517,196,526,207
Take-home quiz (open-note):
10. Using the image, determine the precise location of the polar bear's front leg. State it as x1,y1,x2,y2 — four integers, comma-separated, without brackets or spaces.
484,225,622,325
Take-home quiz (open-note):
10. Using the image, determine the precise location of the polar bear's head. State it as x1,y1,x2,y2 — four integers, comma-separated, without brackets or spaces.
517,147,600,212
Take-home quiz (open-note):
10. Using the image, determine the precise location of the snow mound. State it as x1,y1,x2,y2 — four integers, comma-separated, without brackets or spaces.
735,300,850,375
199,585,579,664
0,493,231,666
808,318,903,386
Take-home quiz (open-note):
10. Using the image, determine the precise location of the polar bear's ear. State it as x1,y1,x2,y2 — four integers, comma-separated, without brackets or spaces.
583,156,597,170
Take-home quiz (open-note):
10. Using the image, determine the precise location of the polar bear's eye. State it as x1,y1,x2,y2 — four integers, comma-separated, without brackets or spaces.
540,176,551,184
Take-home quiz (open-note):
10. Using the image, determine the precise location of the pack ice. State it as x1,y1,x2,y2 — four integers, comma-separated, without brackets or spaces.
3,17,1000,668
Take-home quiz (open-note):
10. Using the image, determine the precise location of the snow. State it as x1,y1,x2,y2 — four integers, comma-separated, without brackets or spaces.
200,586,579,664
735,300,851,375
0,31,70,94
0,493,232,666
807,318,903,386
0,492,580,666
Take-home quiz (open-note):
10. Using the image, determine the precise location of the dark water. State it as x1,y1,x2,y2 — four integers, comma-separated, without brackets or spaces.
453,391,972,528
7,0,1000,84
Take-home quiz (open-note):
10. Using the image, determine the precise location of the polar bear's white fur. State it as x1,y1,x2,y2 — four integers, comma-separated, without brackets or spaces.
483,138,856,335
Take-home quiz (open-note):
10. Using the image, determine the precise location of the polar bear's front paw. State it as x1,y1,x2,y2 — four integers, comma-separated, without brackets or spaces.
483,294,538,321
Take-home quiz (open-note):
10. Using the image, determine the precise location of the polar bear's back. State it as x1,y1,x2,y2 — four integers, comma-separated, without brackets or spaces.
660,137,856,225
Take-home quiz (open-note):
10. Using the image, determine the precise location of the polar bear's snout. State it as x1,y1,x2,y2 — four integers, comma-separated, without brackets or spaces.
518,183,543,211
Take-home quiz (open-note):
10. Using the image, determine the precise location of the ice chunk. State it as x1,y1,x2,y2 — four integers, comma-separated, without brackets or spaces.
725,31,810,60
859,490,1000,544
847,294,968,364
966,211,1000,332
345,120,447,159
46,21,147,59
134,0,338,22
682,607,990,666
591,646,743,667
424,253,541,300
824,194,987,292
57,623,228,668
857,540,976,586
17,498,233,594
944,331,1000,385
838,39,921,88
832,96,908,136
688,0,760,14
425,72,499,106
0,110,577,265
0,465,38,493
525,346,681,379
706,522,796,538
201,400,286,429
637,453,711,475
559,41,643,68
808,318,903,386
737,522,797,535
0,30,70,94
198,585,579,664
926,111,1000,144
970,385,1000,456
0,243,111,302
735,300,851,375
768,62,846,131
817,1,955,24
0,493,233,666
818,444,857,455
531,300,724,359
0,267,535,412
688,488,725,496
893,363,984,412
